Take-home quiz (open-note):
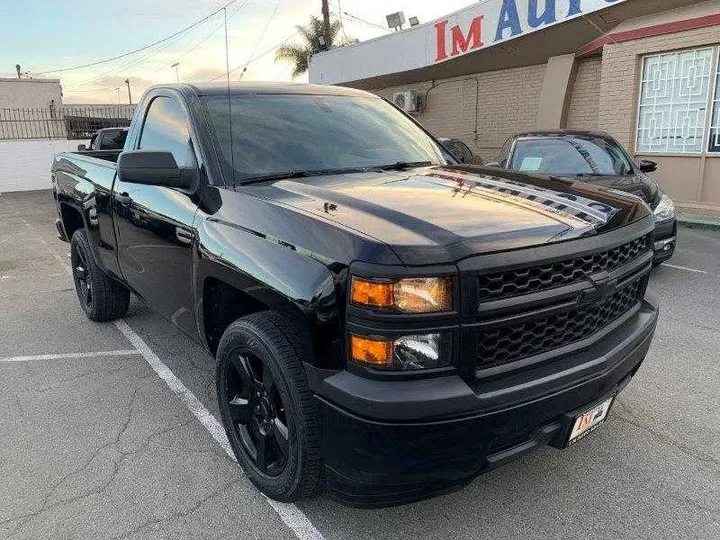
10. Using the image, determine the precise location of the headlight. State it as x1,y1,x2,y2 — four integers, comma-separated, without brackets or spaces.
350,277,453,313
653,193,675,222
350,333,451,370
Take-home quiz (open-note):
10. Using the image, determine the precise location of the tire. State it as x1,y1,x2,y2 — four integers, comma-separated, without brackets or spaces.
70,230,130,322
216,311,323,502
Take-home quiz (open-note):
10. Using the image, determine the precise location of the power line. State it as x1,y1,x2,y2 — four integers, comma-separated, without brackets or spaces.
171,0,250,65
63,1,249,91
210,30,300,81
327,2,388,32
36,0,240,75
237,0,283,80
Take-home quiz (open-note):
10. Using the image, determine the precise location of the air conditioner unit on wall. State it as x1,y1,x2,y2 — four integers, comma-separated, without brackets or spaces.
392,91,420,114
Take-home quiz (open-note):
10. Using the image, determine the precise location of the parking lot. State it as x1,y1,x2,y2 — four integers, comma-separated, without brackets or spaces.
1,189,718,540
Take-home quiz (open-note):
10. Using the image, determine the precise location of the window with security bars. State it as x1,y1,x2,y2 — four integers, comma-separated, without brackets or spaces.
636,48,715,154
710,52,720,154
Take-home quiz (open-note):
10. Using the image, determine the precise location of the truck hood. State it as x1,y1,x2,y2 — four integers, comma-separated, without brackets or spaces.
244,166,651,265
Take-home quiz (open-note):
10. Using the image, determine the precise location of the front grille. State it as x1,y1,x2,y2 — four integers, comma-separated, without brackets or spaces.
477,235,650,301
477,278,643,369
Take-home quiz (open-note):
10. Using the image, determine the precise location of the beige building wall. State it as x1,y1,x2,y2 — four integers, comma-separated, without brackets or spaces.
0,78,62,109
373,63,546,162
597,25,720,208
566,56,602,131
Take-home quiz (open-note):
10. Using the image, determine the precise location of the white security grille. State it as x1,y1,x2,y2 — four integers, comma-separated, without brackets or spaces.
636,48,714,154
710,55,720,154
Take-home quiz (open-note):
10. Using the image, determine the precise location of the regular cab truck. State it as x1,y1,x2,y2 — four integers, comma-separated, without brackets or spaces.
52,83,658,507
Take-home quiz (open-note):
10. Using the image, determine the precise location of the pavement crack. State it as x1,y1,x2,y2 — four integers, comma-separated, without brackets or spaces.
109,480,239,540
612,405,720,468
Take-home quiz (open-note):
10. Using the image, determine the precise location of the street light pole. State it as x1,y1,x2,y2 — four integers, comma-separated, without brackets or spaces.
124,78,132,105
115,87,121,104
171,62,180,83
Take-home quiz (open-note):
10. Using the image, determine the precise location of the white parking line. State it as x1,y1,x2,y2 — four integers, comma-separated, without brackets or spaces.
0,350,140,363
663,263,707,274
113,320,326,540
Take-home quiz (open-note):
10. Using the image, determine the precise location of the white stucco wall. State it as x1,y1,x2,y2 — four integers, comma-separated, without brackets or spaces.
0,139,88,193
0,78,63,109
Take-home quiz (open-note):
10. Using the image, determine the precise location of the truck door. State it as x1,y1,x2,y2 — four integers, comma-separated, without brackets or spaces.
113,94,198,338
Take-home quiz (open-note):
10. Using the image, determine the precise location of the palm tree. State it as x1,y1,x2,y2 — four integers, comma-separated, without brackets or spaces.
275,16,354,78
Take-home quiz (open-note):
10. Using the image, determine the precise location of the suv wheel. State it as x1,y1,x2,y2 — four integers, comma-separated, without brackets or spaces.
216,311,323,502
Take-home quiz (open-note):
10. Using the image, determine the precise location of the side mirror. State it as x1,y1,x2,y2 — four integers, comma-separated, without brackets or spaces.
117,150,195,190
77,144,87,151
639,159,657,173
485,161,501,168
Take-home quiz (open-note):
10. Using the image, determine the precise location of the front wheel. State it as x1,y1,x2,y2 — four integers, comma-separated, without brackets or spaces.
216,311,323,502
70,230,130,322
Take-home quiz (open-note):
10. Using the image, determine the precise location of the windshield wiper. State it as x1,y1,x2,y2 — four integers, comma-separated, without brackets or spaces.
239,167,370,184
238,164,434,184
375,161,433,171
574,173,613,178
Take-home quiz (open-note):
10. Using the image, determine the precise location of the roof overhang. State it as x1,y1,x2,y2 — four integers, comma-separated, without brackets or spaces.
309,0,702,90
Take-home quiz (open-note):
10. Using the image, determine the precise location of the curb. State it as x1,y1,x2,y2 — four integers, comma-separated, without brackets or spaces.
678,214,720,232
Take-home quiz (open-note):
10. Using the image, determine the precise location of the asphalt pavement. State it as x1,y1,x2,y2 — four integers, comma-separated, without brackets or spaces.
1,190,718,540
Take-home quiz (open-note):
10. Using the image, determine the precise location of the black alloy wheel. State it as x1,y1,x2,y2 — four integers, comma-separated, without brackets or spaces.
216,311,323,502
69,230,130,322
72,240,93,310
225,350,290,476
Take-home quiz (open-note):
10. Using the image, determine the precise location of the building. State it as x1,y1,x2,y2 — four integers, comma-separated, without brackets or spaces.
0,77,62,109
309,0,720,218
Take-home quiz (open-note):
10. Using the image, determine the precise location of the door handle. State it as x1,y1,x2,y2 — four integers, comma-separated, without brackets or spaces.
175,227,193,245
116,192,133,205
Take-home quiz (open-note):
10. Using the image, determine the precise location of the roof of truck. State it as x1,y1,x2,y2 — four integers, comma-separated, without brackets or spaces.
172,82,374,98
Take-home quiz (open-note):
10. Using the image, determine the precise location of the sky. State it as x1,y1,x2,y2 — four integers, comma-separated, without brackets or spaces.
0,0,475,104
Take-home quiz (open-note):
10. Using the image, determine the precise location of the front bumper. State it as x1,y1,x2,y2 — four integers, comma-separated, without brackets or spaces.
313,296,658,508
653,218,677,264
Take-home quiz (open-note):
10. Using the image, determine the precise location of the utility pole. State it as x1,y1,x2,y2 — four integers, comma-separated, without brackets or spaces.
124,78,132,104
321,0,331,50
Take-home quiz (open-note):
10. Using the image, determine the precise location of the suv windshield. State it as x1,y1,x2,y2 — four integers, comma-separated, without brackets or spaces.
510,136,634,176
203,94,449,182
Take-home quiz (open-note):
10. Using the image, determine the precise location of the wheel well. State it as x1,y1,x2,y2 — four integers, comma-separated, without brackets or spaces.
203,277,314,357
60,203,85,239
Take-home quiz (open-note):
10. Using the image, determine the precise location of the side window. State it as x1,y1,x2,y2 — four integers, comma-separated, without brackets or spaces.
139,96,194,167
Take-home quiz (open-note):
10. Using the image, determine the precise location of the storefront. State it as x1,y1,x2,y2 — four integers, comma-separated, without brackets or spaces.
309,0,720,217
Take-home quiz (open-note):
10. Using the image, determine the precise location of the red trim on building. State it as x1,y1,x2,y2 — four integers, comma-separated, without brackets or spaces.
577,13,720,56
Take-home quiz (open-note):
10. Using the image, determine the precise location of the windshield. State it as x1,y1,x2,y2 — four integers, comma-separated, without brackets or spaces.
203,94,448,182
510,136,634,176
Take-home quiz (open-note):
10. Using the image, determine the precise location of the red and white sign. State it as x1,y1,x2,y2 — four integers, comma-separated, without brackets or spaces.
310,0,626,85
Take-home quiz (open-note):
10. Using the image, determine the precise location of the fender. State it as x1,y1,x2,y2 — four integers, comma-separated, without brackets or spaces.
193,213,343,368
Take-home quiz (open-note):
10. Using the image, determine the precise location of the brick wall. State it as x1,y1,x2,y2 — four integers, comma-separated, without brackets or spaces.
372,63,546,161
597,25,720,151
566,56,602,130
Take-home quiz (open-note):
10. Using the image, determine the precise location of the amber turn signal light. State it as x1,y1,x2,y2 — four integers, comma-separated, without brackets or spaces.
350,335,392,367
350,279,393,308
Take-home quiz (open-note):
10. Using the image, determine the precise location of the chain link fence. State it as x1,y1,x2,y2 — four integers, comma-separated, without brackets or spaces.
0,105,136,140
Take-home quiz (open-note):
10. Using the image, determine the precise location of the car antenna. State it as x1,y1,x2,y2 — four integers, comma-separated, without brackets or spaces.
224,7,236,188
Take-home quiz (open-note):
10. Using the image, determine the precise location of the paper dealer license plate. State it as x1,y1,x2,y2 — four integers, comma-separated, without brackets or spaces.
567,397,614,446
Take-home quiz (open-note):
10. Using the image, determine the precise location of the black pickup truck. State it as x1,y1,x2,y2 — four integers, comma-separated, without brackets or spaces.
52,83,658,508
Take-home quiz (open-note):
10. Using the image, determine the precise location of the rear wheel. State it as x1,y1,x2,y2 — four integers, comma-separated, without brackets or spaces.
70,230,130,321
216,311,323,502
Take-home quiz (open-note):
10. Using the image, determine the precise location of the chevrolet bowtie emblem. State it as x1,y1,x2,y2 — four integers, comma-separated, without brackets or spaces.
578,272,618,306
